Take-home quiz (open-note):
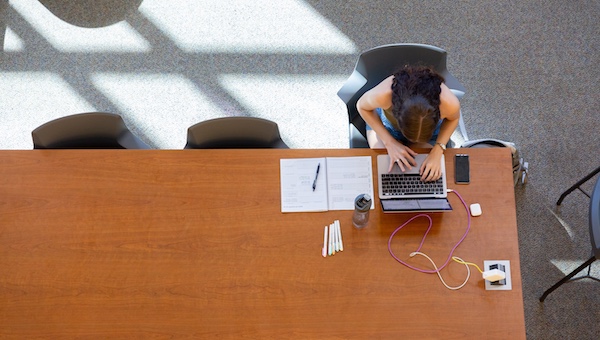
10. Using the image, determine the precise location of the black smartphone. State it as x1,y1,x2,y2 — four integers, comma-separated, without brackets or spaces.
455,154,470,184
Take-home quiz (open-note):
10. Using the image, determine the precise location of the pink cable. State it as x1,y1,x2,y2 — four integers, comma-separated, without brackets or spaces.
387,190,471,273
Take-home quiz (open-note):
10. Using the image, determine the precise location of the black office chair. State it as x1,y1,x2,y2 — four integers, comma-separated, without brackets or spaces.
32,112,151,149
556,166,600,205
337,43,468,148
540,174,600,302
184,117,289,149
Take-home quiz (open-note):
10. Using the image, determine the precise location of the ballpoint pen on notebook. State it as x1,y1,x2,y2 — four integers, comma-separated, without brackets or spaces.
312,163,320,191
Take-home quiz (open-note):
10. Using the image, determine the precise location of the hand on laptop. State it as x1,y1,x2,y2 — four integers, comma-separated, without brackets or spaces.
420,148,443,181
386,141,417,172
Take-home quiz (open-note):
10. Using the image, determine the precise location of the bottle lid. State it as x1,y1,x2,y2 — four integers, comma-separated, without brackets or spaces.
355,194,372,210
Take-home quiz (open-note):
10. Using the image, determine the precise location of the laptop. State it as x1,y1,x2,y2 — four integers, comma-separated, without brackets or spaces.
377,154,452,213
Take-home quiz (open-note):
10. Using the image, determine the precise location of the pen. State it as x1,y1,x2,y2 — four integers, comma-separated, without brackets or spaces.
332,222,338,252
312,163,321,191
334,222,340,252
328,224,332,256
329,223,334,256
336,220,343,252
322,226,328,257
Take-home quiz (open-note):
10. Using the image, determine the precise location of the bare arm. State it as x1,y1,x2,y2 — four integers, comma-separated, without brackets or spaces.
420,83,461,181
356,76,417,172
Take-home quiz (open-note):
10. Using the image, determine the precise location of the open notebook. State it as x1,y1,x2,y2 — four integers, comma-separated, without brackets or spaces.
280,156,374,212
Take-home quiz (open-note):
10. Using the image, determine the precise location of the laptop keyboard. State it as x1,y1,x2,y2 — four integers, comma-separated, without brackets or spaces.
381,173,445,196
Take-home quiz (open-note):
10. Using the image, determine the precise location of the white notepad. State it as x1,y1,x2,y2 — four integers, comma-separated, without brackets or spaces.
280,156,374,212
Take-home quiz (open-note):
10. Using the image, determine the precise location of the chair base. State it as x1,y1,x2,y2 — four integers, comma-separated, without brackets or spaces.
539,256,597,302
557,166,600,205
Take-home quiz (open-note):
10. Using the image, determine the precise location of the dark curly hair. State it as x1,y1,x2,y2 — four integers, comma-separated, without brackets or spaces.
391,65,445,143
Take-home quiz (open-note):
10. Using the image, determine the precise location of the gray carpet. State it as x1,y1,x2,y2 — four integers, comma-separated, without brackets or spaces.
1,0,599,338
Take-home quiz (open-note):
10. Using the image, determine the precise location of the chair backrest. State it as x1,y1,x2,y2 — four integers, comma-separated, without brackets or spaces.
590,177,600,259
184,117,289,149
337,43,466,147
32,112,151,149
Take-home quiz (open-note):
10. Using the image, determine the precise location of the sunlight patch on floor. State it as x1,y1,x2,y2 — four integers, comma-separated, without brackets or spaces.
10,0,150,52
139,0,357,54
550,259,600,277
3,27,24,51
547,207,576,240
0,71,96,148
218,74,349,148
91,72,226,148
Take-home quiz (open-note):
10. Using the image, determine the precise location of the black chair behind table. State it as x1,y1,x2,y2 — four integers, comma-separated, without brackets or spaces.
540,173,600,302
337,43,468,148
32,112,151,149
184,117,289,149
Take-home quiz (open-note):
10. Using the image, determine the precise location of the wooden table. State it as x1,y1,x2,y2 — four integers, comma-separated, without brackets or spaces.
0,148,525,339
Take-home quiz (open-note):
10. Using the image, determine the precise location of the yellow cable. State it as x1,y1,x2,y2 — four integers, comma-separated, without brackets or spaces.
452,257,484,273
410,252,470,290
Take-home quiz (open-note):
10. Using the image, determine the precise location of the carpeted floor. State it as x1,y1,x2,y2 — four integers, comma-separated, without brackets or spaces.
1,0,599,338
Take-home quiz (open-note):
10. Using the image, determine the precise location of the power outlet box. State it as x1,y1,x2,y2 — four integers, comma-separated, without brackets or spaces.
484,260,512,291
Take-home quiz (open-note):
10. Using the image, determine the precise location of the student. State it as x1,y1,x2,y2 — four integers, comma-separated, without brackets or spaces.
356,65,460,181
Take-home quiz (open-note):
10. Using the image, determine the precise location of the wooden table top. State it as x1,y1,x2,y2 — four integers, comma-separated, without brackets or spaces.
0,148,525,339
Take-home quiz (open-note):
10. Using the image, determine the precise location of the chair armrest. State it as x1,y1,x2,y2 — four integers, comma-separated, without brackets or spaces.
337,70,367,103
350,124,369,148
